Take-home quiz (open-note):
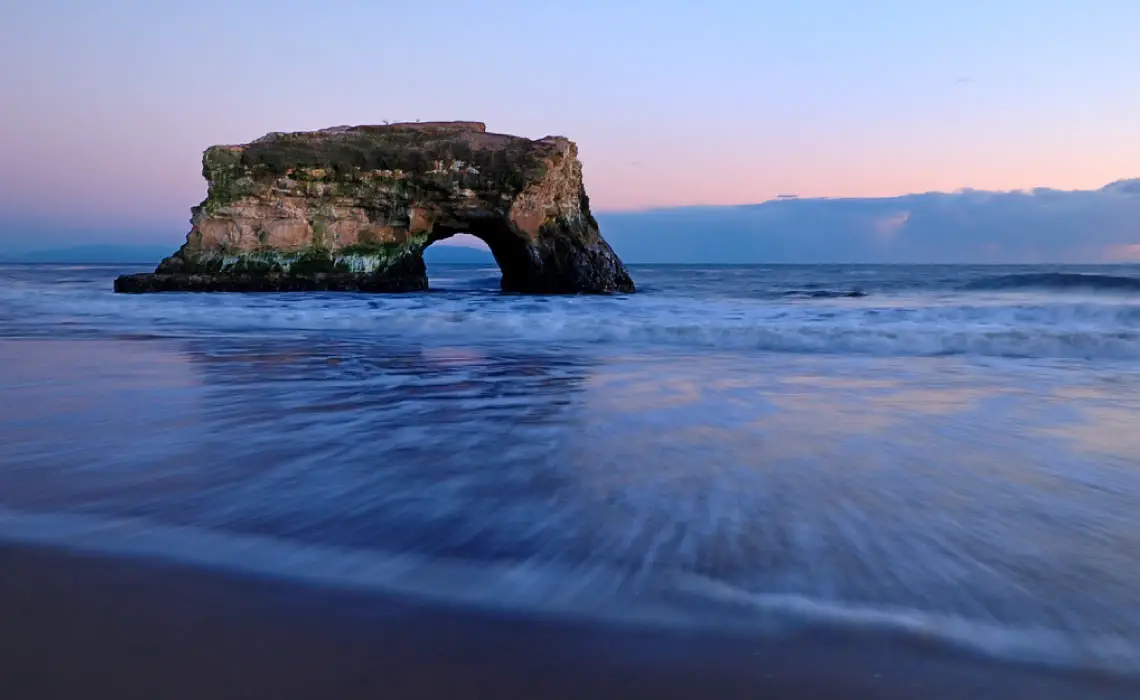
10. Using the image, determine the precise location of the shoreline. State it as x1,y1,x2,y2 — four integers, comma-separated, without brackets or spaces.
1,543,1136,699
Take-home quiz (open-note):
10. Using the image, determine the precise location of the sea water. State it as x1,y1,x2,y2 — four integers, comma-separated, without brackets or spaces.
2,262,1140,675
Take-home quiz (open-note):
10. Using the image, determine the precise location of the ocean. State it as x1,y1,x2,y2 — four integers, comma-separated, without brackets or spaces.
2,262,1140,678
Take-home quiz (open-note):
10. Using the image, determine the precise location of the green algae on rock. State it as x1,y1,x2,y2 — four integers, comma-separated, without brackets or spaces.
114,122,634,294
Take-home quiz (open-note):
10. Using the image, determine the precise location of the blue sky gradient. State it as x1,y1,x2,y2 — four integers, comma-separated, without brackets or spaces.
2,1,1138,260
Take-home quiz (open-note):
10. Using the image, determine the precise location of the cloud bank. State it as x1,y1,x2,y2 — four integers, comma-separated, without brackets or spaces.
3,181,1138,264
597,180,1140,264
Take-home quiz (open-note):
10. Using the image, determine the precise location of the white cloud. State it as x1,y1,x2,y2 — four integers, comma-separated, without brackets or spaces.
872,211,910,242
600,180,1140,263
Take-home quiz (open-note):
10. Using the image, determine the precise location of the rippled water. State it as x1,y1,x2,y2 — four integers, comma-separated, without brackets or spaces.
2,263,1140,675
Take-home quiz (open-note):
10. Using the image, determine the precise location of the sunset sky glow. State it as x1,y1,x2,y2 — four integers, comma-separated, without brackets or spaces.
1,0,1138,256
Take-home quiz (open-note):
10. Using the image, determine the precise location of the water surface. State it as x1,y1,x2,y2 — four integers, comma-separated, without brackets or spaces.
2,263,1140,675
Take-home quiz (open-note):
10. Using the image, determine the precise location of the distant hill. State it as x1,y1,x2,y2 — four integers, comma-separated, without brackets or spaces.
1,244,176,263
423,244,495,264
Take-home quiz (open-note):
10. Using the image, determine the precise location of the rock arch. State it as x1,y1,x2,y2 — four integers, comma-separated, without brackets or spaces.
114,122,634,295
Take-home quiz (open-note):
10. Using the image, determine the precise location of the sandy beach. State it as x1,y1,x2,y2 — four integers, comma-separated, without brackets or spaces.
0,544,1135,700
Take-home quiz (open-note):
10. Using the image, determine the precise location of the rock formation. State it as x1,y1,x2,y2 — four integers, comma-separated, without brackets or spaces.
114,122,634,295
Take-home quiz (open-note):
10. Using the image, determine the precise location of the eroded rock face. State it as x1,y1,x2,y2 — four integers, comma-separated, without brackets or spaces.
114,122,634,294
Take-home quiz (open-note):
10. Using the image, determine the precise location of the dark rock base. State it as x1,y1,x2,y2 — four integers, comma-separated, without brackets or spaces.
113,273,429,294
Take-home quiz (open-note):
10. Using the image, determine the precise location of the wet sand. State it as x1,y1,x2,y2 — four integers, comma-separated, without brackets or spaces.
0,545,1135,699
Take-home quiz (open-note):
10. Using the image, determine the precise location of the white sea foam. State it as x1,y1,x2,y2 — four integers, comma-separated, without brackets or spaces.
674,574,1140,675
5,263,1140,361
4,281,1140,360
0,505,1136,677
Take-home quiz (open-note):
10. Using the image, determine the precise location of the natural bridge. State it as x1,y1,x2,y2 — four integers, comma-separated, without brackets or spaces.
115,121,634,295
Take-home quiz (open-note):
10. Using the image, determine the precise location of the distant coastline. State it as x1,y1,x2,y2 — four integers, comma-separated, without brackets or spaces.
0,245,177,264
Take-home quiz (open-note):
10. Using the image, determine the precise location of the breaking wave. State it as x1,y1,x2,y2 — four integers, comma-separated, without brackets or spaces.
4,288,1140,360
964,272,1140,294
4,263,1140,362
780,289,868,299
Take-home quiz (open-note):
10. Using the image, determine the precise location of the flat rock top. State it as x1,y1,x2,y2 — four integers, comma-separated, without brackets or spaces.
217,122,570,182
241,122,566,152
317,121,489,135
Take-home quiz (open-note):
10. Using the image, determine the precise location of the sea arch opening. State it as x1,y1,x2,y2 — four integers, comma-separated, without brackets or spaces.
422,220,536,293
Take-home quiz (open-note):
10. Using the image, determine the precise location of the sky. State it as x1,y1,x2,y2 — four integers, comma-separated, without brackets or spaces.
1,0,1139,260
